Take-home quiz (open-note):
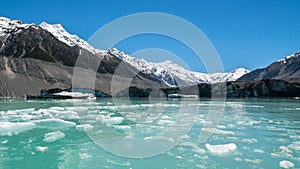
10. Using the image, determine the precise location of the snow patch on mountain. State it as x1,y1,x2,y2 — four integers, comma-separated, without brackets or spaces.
276,52,300,64
0,17,35,38
108,48,249,86
205,68,250,83
39,22,106,55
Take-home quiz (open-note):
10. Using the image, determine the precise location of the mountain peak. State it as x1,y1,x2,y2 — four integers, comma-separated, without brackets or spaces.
39,21,78,47
230,68,250,73
0,16,32,37
39,21,104,54
276,52,300,64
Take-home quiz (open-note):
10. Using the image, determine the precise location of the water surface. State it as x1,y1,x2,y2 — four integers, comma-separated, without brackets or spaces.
0,98,299,169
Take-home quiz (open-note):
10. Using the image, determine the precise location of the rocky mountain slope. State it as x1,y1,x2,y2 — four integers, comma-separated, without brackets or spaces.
0,16,299,98
238,52,300,82
0,17,167,97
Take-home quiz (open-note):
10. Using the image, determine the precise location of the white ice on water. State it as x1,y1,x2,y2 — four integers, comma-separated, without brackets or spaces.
43,131,65,142
205,143,237,155
0,122,36,136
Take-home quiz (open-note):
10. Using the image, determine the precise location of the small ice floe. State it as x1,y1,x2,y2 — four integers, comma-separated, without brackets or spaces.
43,131,65,142
79,153,92,159
288,141,300,151
106,159,131,167
32,119,76,129
53,91,96,99
167,94,198,98
241,138,258,144
271,146,293,158
205,143,237,155
36,146,48,152
279,160,294,168
245,158,262,164
41,108,78,120
253,148,264,154
157,119,175,125
1,140,8,144
280,146,293,154
179,141,206,154
234,157,243,162
201,128,235,136
75,124,94,132
112,125,131,131
96,115,124,126
175,155,183,159
0,122,36,136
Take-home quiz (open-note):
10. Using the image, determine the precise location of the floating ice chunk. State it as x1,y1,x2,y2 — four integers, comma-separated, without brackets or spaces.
253,148,264,154
245,158,262,164
32,119,76,129
75,124,94,131
112,125,131,131
0,122,36,136
279,160,294,168
179,141,206,154
241,138,258,144
106,159,131,167
20,114,35,121
176,155,182,159
217,125,227,129
79,153,92,159
6,108,35,115
36,146,48,152
202,128,235,136
206,143,237,155
280,146,293,154
97,115,124,126
234,157,243,161
53,91,95,99
43,131,65,142
1,140,8,144
161,115,171,119
288,141,300,151
48,107,65,111
157,119,175,125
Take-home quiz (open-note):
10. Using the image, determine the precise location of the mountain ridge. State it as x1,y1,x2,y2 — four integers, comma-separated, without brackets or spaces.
0,16,299,98
238,52,300,82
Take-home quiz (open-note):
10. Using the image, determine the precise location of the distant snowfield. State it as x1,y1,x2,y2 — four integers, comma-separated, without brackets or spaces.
108,48,250,86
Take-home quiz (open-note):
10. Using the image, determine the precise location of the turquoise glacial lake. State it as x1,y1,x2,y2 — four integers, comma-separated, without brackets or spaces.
0,98,299,169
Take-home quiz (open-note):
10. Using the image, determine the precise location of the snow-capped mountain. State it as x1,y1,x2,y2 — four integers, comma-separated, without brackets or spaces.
39,22,106,55
0,16,249,87
38,20,250,86
238,52,300,81
0,17,33,36
108,48,249,86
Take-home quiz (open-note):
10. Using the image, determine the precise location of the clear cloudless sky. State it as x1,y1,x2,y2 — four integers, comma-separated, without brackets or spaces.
0,0,300,72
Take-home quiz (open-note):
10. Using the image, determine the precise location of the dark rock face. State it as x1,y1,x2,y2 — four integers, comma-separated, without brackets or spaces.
0,25,79,66
238,52,300,82
115,79,300,98
0,20,168,98
226,79,300,97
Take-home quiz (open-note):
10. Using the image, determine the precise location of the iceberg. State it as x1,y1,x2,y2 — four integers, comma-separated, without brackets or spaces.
43,131,65,142
279,160,294,168
205,143,237,155
32,119,76,129
0,122,36,136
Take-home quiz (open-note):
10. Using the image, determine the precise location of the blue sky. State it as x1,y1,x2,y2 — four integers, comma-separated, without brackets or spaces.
0,0,299,72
